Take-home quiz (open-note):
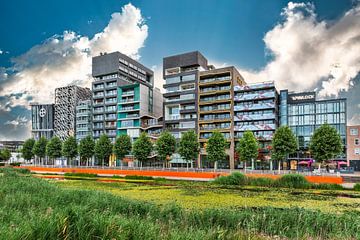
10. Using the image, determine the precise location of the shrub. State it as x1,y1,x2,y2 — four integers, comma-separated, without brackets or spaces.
64,173,98,178
0,162,5,166
214,172,247,185
9,162,21,166
248,177,275,187
275,174,310,189
313,183,344,190
354,183,360,191
124,175,154,180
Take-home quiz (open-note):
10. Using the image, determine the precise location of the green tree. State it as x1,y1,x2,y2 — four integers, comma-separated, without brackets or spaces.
309,123,343,164
156,131,177,168
271,126,297,170
22,138,35,163
79,135,95,166
1,149,11,162
178,130,199,169
94,134,113,166
113,134,132,166
46,136,62,165
62,136,78,166
132,132,153,167
33,137,48,165
206,131,227,170
236,131,259,168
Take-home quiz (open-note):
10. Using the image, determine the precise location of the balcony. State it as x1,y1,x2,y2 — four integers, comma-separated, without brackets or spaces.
234,113,276,121
119,98,138,104
122,91,135,96
234,102,275,111
199,76,231,85
141,120,163,129
165,115,180,121
118,106,138,112
234,91,275,101
234,123,276,131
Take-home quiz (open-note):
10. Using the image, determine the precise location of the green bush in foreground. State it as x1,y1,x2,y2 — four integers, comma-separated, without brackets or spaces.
354,183,360,191
1,170,360,239
214,172,345,190
64,172,98,178
124,175,154,180
275,174,310,189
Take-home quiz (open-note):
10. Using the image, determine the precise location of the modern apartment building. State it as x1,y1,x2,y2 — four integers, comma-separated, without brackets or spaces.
30,103,55,140
54,85,92,141
233,82,278,168
347,125,360,171
92,52,162,144
75,100,92,142
198,66,246,169
163,51,209,140
163,51,246,169
280,90,347,162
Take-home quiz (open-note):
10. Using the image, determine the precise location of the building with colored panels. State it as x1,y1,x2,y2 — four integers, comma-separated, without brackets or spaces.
233,82,279,168
75,100,92,142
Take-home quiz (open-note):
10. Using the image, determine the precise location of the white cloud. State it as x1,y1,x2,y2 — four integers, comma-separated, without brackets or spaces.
5,116,29,127
0,3,148,111
0,50,3,55
239,2,360,98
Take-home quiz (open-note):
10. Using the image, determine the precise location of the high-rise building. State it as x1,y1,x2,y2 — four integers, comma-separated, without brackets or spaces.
92,51,162,144
233,82,279,168
163,51,246,168
198,67,246,169
54,85,92,140
279,90,347,163
347,125,360,171
30,103,55,140
75,100,92,142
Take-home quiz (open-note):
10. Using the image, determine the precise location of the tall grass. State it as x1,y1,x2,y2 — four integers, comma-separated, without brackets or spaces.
214,172,346,190
1,169,360,239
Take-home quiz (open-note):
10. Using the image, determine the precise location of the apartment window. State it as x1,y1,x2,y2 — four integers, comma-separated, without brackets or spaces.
180,121,195,129
181,83,195,91
165,86,179,93
122,120,134,127
355,139,359,145
165,76,180,84
350,128,359,136
182,74,195,82
355,148,360,155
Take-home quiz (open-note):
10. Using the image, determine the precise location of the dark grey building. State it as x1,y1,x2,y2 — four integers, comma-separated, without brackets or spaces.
163,51,210,140
31,103,54,140
92,51,160,144
54,85,92,141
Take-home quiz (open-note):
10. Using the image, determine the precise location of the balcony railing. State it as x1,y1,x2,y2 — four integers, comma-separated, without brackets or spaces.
234,113,276,121
122,91,135,96
234,102,275,111
234,124,276,131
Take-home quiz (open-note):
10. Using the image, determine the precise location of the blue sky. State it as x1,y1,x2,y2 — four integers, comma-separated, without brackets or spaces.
0,0,359,140
0,0,354,69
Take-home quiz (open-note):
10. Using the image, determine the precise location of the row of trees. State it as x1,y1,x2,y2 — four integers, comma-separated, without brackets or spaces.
22,123,343,168
0,148,11,161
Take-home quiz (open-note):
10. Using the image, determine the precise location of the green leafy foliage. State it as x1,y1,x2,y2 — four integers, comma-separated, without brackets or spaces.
309,123,343,163
354,184,360,191
275,174,310,189
64,173,98,178
271,126,297,161
206,131,227,167
178,130,199,166
113,134,132,161
94,135,113,166
132,132,153,165
0,148,11,161
236,131,259,162
214,172,247,185
156,131,177,164
32,137,48,159
46,136,62,160
79,135,95,164
124,175,154,180
62,136,78,164
21,138,35,161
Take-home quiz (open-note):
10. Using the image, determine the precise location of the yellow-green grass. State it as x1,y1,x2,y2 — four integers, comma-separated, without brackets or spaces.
54,179,360,214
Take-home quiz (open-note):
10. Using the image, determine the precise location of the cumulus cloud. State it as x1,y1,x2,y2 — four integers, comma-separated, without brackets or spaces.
0,3,147,110
0,3,148,140
240,2,360,98
5,116,29,127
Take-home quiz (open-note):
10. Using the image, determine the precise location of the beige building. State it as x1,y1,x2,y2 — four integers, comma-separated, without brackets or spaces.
347,125,360,171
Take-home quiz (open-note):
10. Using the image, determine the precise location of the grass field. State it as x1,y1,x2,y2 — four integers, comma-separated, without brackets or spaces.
55,178,360,214
2,169,360,239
